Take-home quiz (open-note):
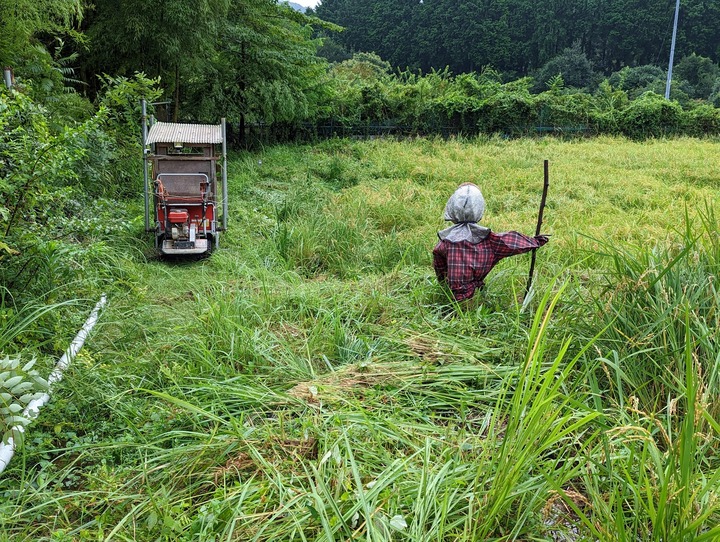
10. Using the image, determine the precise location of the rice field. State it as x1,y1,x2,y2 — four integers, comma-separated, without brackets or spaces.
1,136,720,541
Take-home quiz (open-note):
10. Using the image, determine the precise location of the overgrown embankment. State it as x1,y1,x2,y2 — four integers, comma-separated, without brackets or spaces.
1,137,720,540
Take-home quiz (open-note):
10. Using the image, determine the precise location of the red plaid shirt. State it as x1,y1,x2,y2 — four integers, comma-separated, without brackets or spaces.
433,231,549,301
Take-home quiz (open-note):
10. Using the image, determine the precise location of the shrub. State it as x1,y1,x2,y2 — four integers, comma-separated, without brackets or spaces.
96,73,162,196
619,92,683,138
476,78,536,135
535,89,594,132
589,80,630,134
682,103,720,136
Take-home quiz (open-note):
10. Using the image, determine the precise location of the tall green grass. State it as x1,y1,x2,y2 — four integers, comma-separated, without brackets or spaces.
590,203,720,409
561,201,720,540
571,314,720,541
2,137,720,541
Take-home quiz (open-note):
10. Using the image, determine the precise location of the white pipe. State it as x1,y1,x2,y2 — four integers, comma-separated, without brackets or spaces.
0,294,107,475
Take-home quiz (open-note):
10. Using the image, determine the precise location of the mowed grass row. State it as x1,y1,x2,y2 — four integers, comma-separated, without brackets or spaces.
1,136,720,541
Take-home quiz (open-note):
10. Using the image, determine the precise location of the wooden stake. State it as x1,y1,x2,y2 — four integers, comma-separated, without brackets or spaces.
525,160,549,297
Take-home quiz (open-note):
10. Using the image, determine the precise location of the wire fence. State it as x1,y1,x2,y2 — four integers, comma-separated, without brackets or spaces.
232,120,591,148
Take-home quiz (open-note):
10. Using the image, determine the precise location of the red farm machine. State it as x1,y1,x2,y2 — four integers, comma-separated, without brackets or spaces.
141,100,228,256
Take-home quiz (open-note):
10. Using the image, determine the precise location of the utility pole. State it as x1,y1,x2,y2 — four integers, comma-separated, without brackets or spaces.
665,0,681,99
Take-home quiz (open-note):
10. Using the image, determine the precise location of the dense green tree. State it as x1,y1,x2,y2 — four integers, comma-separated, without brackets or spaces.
181,0,334,142
315,0,718,78
0,0,82,67
674,53,720,100
316,37,352,64
80,0,230,117
711,78,720,108
533,43,600,92
0,0,85,110
608,64,665,95
81,0,332,127
678,1,720,62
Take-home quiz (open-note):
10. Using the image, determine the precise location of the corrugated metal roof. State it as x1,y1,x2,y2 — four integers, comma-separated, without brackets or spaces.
146,122,223,144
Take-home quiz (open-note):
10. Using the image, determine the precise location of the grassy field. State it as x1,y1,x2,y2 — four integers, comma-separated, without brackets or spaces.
2,136,720,541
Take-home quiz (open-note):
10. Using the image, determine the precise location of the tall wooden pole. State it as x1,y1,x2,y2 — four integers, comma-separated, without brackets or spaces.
525,160,549,297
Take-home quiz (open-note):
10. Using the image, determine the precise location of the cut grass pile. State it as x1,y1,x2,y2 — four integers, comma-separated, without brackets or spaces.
1,136,720,540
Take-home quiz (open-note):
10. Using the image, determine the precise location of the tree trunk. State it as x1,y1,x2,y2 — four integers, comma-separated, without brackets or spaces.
173,63,180,122
239,40,247,147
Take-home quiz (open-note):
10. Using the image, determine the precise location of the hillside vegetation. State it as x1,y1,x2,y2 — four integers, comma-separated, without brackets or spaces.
314,0,720,76
6,0,720,141
2,137,720,540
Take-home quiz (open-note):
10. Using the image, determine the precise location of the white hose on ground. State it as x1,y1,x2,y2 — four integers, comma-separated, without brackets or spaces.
0,294,107,475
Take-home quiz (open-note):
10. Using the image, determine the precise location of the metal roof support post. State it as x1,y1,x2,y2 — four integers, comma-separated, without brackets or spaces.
222,118,228,232
142,100,150,232
3,67,13,89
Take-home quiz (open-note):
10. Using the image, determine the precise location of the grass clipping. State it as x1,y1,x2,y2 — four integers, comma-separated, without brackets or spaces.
287,361,408,404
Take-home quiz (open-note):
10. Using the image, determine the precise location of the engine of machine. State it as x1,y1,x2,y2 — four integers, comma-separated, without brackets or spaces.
168,209,191,240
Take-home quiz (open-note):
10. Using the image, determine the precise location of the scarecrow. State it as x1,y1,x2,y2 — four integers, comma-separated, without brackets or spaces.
432,183,549,302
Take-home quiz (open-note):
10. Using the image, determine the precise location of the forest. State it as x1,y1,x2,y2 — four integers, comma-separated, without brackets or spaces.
4,0,720,134
313,0,720,76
